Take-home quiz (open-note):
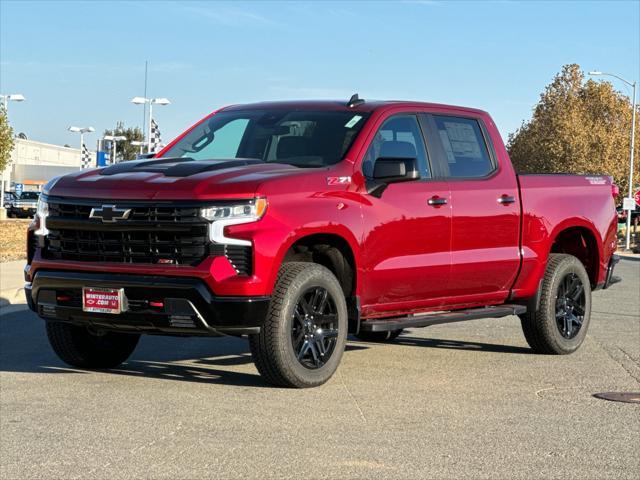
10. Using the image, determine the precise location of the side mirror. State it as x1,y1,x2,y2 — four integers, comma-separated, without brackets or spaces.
367,157,419,197
373,157,419,183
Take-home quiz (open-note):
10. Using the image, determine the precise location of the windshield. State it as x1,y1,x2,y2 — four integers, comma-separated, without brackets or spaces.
162,109,369,167
20,192,39,200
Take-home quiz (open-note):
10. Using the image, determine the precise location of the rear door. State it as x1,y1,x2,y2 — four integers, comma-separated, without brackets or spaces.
423,113,520,301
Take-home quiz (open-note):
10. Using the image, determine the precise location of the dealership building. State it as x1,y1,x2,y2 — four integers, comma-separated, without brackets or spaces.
1,138,91,193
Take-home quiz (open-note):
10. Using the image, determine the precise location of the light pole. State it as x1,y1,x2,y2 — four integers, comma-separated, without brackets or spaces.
103,135,127,164
68,126,95,168
0,93,25,114
589,71,637,250
0,93,25,210
131,140,148,156
131,96,170,153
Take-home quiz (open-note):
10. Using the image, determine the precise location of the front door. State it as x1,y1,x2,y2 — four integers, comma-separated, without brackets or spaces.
359,114,452,314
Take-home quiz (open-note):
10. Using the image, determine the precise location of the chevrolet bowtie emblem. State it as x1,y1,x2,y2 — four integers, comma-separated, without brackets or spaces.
89,205,132,223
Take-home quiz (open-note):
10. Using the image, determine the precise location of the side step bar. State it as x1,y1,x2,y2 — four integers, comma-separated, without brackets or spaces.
360,304,527,332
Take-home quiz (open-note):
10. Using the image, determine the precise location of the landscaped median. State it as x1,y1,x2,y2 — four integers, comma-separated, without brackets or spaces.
0,219,30,262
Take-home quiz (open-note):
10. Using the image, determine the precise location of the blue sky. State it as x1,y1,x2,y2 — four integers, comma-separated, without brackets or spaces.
1,0,639,149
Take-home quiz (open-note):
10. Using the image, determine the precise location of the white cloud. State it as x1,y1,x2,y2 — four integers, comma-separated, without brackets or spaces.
182,5,277,27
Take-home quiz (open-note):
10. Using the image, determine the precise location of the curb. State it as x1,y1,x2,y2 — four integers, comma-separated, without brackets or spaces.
1,287,26,308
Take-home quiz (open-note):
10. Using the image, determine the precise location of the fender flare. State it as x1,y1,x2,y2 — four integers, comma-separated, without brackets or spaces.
266,223,362,295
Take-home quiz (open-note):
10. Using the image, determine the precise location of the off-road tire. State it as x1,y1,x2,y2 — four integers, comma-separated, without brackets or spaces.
249,262,348,388
46,322,140,368
354,329,404,342
519,254,591,355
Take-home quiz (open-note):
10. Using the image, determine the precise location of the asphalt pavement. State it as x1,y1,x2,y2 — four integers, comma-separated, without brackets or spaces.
1,259,638,479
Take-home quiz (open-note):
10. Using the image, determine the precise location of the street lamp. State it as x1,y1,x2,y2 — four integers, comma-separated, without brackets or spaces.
130,140,148,155
589,71,637,250
0,93,25,210
131,96,170,153
0,93,25,113
68,126,95,168
103,135,127,164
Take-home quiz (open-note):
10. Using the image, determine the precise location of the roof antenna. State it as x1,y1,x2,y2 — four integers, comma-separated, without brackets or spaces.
347,93,365,108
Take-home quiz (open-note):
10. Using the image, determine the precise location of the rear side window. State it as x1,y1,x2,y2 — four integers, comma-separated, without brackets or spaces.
433,116,494,178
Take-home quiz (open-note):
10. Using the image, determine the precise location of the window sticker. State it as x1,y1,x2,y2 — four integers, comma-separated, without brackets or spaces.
442,122,482,160
439,130,456,163
344,115,362,129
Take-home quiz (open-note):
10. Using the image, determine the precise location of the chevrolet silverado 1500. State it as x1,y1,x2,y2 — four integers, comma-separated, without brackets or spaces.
25,96,620,387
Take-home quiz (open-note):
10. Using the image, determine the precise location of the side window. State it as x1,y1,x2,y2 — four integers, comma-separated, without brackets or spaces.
362,115,430,178
189,118,249,160
432,116,494,178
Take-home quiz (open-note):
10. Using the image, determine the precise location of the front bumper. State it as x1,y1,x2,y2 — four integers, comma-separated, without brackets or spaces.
10,206,36,217
26,270,270,336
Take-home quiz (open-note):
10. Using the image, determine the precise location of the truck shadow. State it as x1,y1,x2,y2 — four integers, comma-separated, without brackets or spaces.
1,308,529,388
394,334,532,354
0,308,369,388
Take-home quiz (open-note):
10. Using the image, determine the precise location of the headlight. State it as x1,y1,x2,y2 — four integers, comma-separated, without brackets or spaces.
34,197,49,236
201,198,267,246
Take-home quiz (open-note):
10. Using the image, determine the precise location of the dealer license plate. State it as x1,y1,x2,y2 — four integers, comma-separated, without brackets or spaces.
82,287,127,314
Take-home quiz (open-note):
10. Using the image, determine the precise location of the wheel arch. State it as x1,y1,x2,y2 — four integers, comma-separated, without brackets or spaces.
270,228,361,332
548,220,602,287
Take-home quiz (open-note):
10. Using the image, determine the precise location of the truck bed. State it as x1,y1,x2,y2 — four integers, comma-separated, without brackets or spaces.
511,174,618,299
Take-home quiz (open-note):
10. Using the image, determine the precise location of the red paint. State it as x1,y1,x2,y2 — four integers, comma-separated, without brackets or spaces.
30,100,618,319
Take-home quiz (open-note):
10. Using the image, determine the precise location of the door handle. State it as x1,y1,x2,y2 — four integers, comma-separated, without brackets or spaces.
428,196,448,207
497,195,516,205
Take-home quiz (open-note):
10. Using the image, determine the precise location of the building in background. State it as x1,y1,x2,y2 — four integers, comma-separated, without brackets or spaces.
3,138,93,192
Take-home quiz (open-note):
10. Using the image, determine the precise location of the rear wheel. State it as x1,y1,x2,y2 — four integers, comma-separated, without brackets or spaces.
249,262,348,388
354,329,404,342
46,322,140,368
519,254,591,354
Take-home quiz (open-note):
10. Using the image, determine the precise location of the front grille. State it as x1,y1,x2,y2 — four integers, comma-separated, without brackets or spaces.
43,200,210,266
48,203,202,222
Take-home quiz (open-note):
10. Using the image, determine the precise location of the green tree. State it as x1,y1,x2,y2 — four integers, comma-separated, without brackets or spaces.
0,105,14,173
508,64,639,198
103,122,145,162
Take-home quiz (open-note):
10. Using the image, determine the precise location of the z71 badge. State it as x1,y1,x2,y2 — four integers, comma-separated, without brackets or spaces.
326,176,351,185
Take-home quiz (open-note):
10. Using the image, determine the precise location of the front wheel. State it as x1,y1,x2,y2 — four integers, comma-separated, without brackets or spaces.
519,254,591,355
249,262,348,388
46,322,140,368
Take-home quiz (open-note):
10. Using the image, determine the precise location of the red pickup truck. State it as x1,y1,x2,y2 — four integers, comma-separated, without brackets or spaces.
26,96,620,388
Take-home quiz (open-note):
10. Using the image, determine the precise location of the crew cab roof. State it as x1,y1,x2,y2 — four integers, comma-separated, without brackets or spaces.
220,99,488,116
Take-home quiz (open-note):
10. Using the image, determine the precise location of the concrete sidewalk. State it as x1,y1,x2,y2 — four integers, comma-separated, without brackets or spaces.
0,260,27,308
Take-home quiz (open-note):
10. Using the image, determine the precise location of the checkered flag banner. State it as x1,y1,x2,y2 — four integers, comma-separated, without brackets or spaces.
150,118,162,152
81,143,92,169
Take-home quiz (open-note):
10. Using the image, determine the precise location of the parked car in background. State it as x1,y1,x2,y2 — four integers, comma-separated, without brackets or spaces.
9,191,40,218
616,205,640,224
3,191,17,211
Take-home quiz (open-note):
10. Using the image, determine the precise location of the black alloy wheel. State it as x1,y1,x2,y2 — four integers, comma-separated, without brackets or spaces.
555,272,586,339
291,286,339,369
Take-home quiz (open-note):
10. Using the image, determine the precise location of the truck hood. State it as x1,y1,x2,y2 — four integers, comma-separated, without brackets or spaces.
45,158,310,200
